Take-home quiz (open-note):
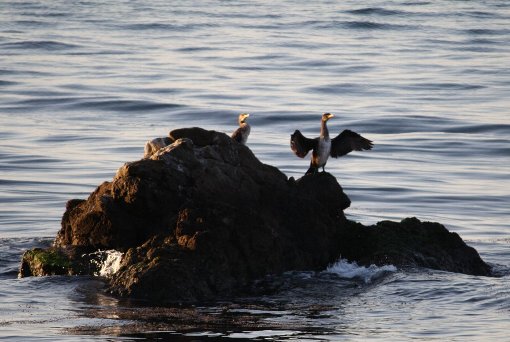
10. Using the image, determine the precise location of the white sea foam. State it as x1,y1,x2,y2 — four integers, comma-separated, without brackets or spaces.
227,330,298,339
98,250,123,277
88,250,124,277
324,259,397,284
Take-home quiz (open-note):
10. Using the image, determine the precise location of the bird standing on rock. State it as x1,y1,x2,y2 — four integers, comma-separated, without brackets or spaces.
231,113,251,144
290,113,373,175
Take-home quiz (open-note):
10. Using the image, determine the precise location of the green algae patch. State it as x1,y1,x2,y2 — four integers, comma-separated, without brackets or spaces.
19,248,72,277
29,248,71,268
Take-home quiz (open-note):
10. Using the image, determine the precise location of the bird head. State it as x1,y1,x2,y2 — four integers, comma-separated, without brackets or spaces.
239,113,250,124
322,113,334,121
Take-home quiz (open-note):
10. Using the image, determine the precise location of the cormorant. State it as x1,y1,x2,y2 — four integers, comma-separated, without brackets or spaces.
231,113,251,144
290,113,373,174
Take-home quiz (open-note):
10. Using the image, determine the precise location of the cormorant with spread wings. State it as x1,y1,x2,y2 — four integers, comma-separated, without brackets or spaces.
290,113,373,175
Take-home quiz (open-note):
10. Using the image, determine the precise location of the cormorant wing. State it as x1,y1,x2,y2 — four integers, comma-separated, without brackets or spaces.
330,129,373,158
290,130,318,158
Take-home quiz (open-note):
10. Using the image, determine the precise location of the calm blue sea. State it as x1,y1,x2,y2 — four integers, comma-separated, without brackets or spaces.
1,0,509,340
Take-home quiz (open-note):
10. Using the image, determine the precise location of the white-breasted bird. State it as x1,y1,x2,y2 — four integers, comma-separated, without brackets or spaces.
290,113,373,174
231,113,251,144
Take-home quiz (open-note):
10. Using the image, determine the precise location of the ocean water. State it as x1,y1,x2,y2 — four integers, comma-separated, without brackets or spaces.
1,0,509,340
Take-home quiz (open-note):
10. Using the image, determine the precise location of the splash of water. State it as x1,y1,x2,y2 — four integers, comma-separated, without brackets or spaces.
98,250,123,277
87,250,124,277
324,258,397,284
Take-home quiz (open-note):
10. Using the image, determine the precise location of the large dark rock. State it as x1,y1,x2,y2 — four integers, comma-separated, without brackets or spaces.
19,127,491,303
337,217,491,276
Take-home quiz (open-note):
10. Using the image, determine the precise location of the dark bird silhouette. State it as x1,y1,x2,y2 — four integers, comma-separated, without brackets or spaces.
290,113,373,174
231,113,251,144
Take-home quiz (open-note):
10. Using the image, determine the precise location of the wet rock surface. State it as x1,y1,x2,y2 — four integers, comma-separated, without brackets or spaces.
337,217,491,276
19,127,491,303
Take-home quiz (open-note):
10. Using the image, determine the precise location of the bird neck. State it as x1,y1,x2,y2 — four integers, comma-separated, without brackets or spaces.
320,120,329,139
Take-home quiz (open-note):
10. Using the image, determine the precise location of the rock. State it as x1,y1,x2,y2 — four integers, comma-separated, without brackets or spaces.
19,127,491,303
143,126,230,159
18,246,100,277
336,217,491,276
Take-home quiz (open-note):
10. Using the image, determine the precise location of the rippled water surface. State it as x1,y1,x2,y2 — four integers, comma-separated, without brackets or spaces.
1,0,509,340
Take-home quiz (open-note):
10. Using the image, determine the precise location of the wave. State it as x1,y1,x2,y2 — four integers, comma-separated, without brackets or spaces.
68,99,184,112
307,83,388,96
403,82,485,91
346,7,407,16
13,20,53,28
304,19,413,31
124,22,217,32
444,123,510,134
324,259,397,284
9,97,186,113
0,80,18,86
464,11,502,19
402,1,432,6
175,46,218,53
1,40,81,51
464,28,509,36
343,20,411,30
